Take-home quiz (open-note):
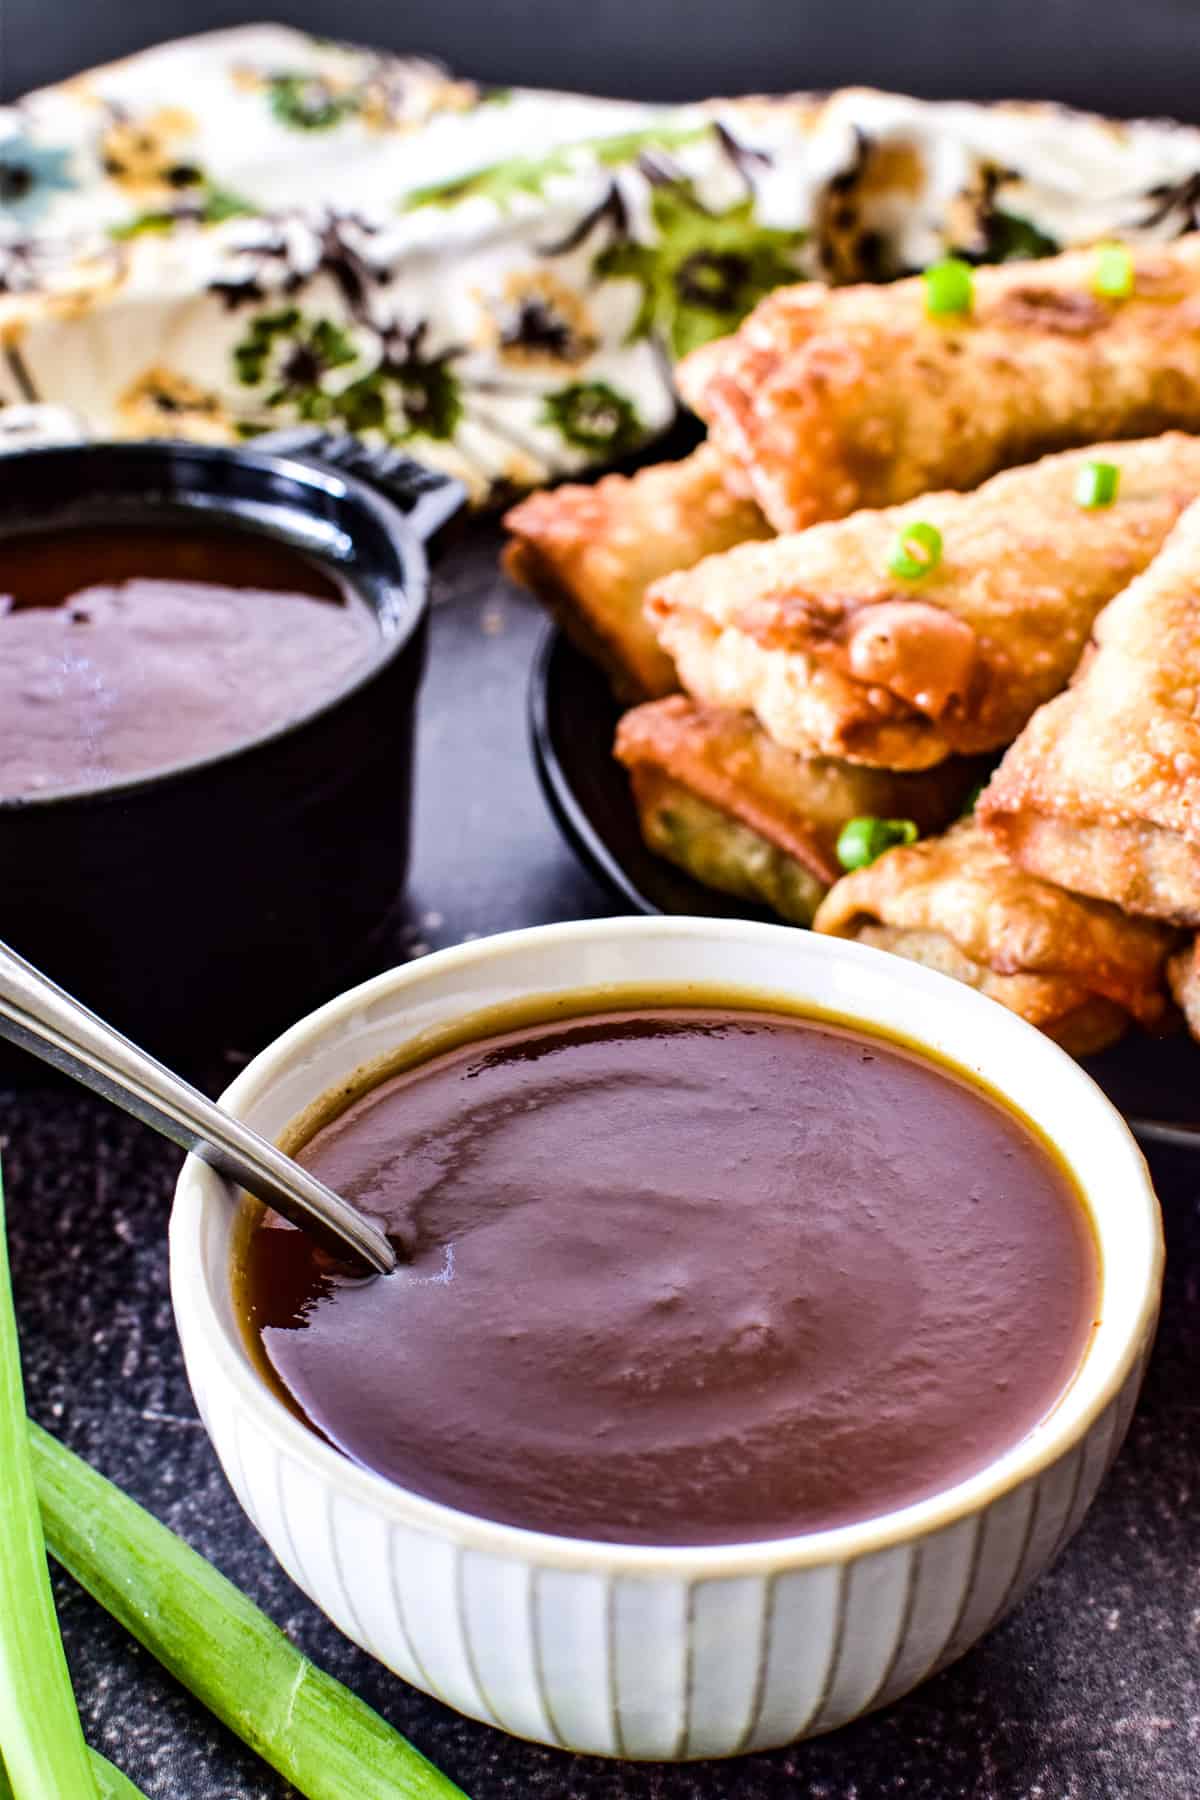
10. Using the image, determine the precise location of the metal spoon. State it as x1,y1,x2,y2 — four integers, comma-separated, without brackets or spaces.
0,938,395,1275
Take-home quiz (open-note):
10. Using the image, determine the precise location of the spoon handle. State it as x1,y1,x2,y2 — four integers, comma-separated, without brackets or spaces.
0,939,394,1275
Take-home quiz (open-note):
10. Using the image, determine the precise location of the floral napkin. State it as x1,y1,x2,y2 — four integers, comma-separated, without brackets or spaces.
3,24,1200,498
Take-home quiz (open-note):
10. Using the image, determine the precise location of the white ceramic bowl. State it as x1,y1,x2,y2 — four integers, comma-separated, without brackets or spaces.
169,917,1162,1760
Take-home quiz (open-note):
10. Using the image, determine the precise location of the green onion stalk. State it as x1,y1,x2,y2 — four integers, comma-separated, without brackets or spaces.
0,1170,100,1800
0,1747,144,1800
30,1422,470,1800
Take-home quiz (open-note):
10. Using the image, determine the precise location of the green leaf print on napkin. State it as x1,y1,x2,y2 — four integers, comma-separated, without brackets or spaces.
400,121,708,211
595,180,804,359
111,182,256,238
975,209,1060,263
404,146,580,212
232,308,360,419
266,72,359,132
336,361,463,441
540,381,643,454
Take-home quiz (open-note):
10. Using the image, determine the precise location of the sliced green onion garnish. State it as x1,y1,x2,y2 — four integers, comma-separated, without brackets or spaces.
1093,242,1134,300
961,779,987,817
888,520,943,580
0,1170,101,1800
1075,460,1120,509
29,1421,469,1800
922,257,974,316
836,816,919,872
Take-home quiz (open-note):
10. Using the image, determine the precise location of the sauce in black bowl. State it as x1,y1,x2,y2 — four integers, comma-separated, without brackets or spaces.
0,440,461,1062
0,522,378,798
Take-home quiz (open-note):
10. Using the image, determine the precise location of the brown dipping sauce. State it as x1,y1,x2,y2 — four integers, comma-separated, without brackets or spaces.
0,524,377,798
239,1001,1099,1547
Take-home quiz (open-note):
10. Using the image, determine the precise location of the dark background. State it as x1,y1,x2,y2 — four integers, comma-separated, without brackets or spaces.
1,0,1198,116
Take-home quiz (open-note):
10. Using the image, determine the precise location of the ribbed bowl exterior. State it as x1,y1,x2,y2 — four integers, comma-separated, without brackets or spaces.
171,918,1163,1759
182,1335,1149,1758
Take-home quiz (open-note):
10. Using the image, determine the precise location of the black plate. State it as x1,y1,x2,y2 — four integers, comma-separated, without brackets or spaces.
530,625,779,923
530,625,1200,1146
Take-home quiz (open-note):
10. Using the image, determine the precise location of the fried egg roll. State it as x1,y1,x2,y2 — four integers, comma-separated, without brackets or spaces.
813,821,1177,1054
614,696,979,924
648,435,1200,770
677,235,1200,534
503,446,769,701
979,496,1200,925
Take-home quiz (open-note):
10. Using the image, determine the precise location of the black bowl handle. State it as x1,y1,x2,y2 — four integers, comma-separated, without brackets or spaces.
253,427,467,557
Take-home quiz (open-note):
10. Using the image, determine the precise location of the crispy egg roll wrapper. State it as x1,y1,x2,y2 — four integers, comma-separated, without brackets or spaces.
813,820,1177,1053
980,497,1200,926
503,446,769,701
677,235,1200,534
615,696,978,923
648,434,1200,769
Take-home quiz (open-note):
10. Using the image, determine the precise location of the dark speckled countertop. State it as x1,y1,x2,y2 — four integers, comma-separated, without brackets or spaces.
7,525,1200,1800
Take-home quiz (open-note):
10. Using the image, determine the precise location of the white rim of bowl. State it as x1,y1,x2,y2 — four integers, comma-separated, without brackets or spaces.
170,915,1163,1578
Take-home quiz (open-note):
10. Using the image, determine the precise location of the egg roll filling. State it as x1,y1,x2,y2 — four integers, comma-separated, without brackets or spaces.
615,696,980,924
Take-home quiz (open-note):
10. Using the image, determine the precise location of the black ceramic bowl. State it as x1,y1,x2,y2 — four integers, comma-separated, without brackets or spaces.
0,437,463,1063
